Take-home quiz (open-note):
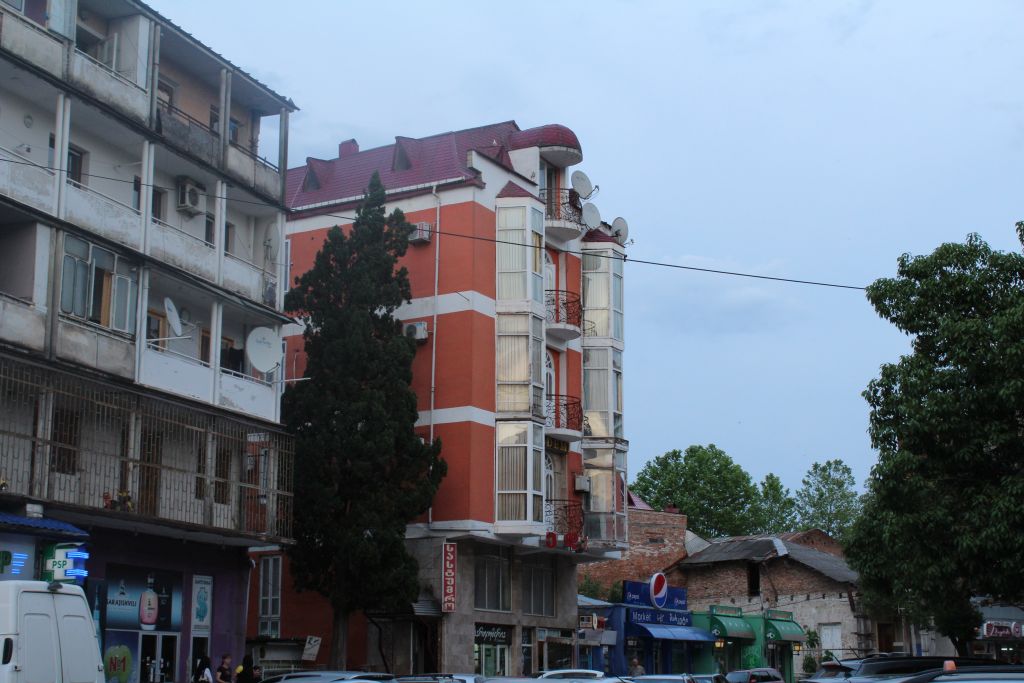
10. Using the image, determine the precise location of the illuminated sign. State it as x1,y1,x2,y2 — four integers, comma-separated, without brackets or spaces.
42,543,89,583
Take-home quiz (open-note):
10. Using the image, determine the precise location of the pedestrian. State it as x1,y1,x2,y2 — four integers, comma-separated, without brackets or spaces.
216,654,233,683
236,656,256,683
629,658,646,677
192,656,214,683
253,665,263,683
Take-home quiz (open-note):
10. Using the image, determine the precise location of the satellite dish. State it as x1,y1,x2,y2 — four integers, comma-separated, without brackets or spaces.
612,217,630,244
163,297,182,337
263,225,280,260
245,327,280,373
570,170,594,199
581,203,602,230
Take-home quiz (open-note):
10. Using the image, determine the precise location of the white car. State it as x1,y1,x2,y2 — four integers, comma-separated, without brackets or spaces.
538,671,606,680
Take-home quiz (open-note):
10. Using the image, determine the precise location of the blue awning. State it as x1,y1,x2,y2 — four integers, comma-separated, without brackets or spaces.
0,512,89,538
631,623,717,642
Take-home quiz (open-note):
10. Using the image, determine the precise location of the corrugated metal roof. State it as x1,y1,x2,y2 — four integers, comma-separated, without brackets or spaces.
679,534,858,584
578,594,612,608
0,512,88,538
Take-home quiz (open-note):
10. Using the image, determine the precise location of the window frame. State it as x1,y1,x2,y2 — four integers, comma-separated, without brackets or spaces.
61,234,138,334
495,422,544,523
522,558,556,617
474,546,512,612
258,555,282,637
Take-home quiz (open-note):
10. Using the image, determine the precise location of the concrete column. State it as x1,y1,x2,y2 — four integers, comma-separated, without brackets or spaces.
275,211,286,310
278,107,289,201
218,67,232,165
214,179,226,283
147,20,161,127
140,140,154,252
52,93,70,218
210,299,223,404
134,267,150,383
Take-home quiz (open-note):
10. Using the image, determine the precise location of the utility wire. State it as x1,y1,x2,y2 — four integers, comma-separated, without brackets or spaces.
0,155,869,291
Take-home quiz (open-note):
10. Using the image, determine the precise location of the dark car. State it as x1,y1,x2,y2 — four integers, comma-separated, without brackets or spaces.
808,657,1004,683
725,669,784,683
692,674,728,683
900,666,1024,683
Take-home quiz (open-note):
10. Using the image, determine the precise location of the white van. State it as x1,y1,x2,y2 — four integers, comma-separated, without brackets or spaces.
0,581,104,683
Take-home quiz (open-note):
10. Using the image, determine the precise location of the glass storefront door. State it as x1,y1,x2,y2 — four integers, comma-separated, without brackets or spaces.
475,644,509,677
141,633,178,683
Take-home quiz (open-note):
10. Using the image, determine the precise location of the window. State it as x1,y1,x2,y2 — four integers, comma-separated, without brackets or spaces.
474,547,511,611
48,135,86,185
747,563,760,596
819,623,842,652
522,559,555,616
51,407,80,475
151,188,165,221
224,222,235,255
583,348,608,437
495,423,543,523
157,80,174,111
209,106,241,144
61,234,138,333
583,250,624,340
132,177,141,211
258,555,281,637
613,349,623,437
204,214,216,245
496,207,544,302
496,314,543,416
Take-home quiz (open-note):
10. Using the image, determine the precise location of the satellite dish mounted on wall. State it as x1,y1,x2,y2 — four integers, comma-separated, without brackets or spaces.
581,203,602,230
163,297,183,337
246,327,280,373
612,217,630,245
263,225,280,261
570,171,595,199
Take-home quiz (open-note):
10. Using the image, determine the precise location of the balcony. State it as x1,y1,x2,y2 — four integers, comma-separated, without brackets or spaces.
149,217,218,282
156,104,219,168
545,498,584,537
226,143,281,200
0,7,64,78
218,368,277,422
545,394,584,442
583,511,627,549
223,253,277,306
0,145,55,214
69,49,150,124
140,343,214,404
65,181,142,249
545,289,582,341
0,293,45,353
0,353,294,542
540,188,585,241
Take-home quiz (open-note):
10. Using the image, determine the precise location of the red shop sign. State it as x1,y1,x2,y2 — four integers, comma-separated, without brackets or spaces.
441,542,457,613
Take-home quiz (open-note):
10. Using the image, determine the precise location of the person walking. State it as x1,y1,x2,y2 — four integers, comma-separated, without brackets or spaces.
192,656,214,683
236,656,256,683
629,658,646,676
216,655,234,683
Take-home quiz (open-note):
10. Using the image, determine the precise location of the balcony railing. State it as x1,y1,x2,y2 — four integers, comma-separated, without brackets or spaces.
544,498,584,537
540,188,583,224
545,289,583,329
545,394,584,434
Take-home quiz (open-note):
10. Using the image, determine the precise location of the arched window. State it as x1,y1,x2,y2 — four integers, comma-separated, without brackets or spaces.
544,351,555,398
544,251,555,292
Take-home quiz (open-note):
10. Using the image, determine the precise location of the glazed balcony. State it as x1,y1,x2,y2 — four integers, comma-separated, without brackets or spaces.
545,393,584,442
540,188,585,241
583,511,628,549
545,289,582,341
544,498,584,537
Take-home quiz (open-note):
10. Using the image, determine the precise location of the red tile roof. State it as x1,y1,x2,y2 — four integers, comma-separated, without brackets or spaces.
628,490,654,510
582,229,620,243
287,121,581,212
496,181,537,200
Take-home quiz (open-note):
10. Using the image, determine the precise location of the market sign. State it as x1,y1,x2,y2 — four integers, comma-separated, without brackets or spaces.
623,579,687,611
474,623,512,645
629,607,693,627
766,609,794,621
710,605,743,617
441,543,457,613
981,621,1023,639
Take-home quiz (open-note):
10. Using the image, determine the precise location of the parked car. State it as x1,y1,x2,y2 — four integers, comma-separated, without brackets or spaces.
539,671,606,680
901,666,1024,683
261,672,395,683
692,674,729,683
725,668,784,683
807,657,1004,683
630,675,698,683
399,675,485,683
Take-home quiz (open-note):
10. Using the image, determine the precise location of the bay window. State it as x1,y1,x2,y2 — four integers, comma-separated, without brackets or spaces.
497,207,544,302
496,314,544,417
496,422,543,523
61,234,138,334
583,250,624,340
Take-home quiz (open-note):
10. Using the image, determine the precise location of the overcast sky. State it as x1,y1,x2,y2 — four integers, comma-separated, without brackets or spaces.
151,0,1024,493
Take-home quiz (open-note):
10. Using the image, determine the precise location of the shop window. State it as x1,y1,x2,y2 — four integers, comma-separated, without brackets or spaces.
522,559,555,616
61,234,138,334
521,628,534,676
747,563,760,596
51,407,80,475
259,555,281,637
474,547,511,611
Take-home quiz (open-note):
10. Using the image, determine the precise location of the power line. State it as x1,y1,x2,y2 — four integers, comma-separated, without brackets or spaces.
0,155,869,291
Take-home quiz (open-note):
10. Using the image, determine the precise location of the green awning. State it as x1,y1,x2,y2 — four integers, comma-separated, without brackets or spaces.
766,619,807,643
709,615,755,640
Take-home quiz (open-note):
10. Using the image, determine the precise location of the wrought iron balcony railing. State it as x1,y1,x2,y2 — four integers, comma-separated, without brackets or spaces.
545,289,583,329
545,394,584,433
540,188,584,225
544,498,584,536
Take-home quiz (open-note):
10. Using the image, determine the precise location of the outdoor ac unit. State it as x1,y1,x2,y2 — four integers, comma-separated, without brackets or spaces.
574,474,592,493
579,614,597,629
176,177,206,216
409,222,432,244
403,321,429,343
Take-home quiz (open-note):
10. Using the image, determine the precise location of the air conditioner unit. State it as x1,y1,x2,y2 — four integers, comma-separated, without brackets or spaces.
574,474,592,493
403,321,429,343
579,614,597,629
409,222,432,244
176,177,206,216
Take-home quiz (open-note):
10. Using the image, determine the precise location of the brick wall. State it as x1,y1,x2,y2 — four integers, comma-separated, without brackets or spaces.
782,529,845,558
578,507,689,593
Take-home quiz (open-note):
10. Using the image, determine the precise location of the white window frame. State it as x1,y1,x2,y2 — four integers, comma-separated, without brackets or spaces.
496,207,544,303
258,555,281,637
60,234,138,334
495,422,544,523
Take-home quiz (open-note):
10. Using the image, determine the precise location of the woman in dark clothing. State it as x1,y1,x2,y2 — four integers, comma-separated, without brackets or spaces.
192,656,214,683
235,655,256,683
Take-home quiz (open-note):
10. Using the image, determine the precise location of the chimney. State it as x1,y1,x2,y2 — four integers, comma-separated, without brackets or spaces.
338,139,359,159
663,505,679,514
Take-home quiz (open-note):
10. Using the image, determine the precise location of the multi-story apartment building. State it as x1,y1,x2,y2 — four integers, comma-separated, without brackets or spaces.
255,121,630,675
0,2,295,681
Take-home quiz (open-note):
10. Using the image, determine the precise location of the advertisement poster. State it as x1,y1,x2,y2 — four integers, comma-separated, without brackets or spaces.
192,575,213,635
105,564,183,632
103,629,140,683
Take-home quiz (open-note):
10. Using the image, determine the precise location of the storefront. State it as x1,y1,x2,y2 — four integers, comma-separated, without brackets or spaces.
692,606,757,673
972,605,1024,662
755,611,807,683
474,623,513,676
0,512,89,582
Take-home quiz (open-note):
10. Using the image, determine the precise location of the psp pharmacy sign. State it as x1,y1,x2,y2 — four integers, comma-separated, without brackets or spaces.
41,543,89,583
0,534,35,579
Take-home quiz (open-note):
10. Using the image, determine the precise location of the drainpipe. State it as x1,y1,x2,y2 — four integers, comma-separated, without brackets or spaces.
428,185,441,527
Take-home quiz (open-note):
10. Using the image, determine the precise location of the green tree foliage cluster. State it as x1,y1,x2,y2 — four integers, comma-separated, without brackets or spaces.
630,445,860,539
846,234,1024,653
283,173,447,667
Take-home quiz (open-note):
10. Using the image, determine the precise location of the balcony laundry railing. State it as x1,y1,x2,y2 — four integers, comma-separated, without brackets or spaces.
545,394,584,433
540,188,583,224
544,498,584,537
545,289,583,329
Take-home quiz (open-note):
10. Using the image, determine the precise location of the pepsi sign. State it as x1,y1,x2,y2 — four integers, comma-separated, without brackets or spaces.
623,577,687,611
650,572,668,608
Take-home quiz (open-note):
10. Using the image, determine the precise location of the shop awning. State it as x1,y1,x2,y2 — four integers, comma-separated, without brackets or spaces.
709,615,755,640
0,512,88,539
632,624,717,642
766,619,807,642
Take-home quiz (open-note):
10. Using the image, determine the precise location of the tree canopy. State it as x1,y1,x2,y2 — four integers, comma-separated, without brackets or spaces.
846,234,1024,653
283,172,446,666
794,459,860,541
752,473,798,535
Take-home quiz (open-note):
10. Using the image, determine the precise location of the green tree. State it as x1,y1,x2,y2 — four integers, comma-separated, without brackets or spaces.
283,172,446,667
752,473,798,534
578,573,606,601
631,444,760,537
794,459,860,541
846,233,1024,654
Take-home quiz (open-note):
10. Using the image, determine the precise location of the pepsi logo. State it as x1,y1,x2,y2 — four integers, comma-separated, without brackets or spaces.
649,572,668,608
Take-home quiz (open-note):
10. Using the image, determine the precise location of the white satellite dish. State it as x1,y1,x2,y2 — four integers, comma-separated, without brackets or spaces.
263,225,280,260
570,170,594,199
612,217,630,244
163,297,182,337
581,203,602,230
245,327,280,373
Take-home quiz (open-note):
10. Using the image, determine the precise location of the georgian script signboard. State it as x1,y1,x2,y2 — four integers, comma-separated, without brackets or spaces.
475,623,512,644
441,542,457,613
